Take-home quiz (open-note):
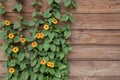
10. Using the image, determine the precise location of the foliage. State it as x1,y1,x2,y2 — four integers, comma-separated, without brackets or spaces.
0,0,6,14
0,0,77,80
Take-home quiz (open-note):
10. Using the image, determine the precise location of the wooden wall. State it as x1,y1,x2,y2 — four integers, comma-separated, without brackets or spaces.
0,0,120,80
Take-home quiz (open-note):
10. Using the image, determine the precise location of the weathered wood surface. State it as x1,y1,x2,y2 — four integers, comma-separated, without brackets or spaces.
0,76,120,80
1,13,120,29
69,76,120,80
0,61,120,77
0,45,120,61
0,0,120,80
3,0,120,13
0,30,120,45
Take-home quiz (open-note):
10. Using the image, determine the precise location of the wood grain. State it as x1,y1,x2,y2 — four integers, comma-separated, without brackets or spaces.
68,45,120,61
0,61,120,77
3,0,120,13
1,13,120,29
69,76,120,80
0,30,120,45
0,77,120,80
0,76,119,80
69,61,120,76
71,30,120,45
0,45,120,61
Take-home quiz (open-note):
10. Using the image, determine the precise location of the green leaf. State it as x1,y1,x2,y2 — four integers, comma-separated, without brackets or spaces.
2,43,8,51
48,53,54,59
64,0,71,7
54,12,61,19
8,60,16,66
14,36,20,43
13,3,23,12
5,48,12,56
25,52,30,58
30,53,37,60
18,53,24,61
60,38,65,44
43,9,52,18
30,72,37,80
11,77,17,80
62,14,69,21
55,0,61,4
26,36,34,42
13,21,20,29
59,64,67,70
0,8,6,14
50,44,56,52
31,1,42,6
43,43,49,51
53,39,60,45
0,31,7,39
49,69,55,75
38,74,44,80
70,14,75,23
64,31,71,39
47,0,54,5
20,62,26,70
20,71,29,80
29,20,35,26
40,65,46,73
48,32,54,41
72,0,77,8
4,72,12,80
31,59,37,67
32,12,38,17
27,45,33,51
58,52,65,60
38,45,43,51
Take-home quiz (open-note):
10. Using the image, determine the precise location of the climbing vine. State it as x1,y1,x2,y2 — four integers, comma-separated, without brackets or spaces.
0,0,77,80
0,0,6,14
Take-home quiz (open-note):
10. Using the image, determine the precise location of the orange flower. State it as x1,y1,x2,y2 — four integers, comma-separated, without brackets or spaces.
52,19,58,24
12,47,19,53
8,33,14,39
47,62,55,68
44,24,49,30
5,20,11,26
40,59,46,65
20,38,26,43
35,33,44,39
9,68,15,74
31,41,37,47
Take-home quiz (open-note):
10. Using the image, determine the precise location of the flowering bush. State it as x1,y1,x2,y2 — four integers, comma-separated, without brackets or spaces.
0,0,77,80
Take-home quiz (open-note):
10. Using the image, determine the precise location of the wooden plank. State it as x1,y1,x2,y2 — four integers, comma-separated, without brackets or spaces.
1,13,120,29
0,76,119,80
0,61,120,77
69,76,120,80
73,14,120,29
71,30,120,45
69,61,120,76
1,44,120,62
0,29,120,45
3,0,120,13
0,45,120,61
68,45,120,61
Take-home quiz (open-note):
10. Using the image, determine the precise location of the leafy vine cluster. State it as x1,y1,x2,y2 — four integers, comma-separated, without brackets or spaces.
0,0,77,80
